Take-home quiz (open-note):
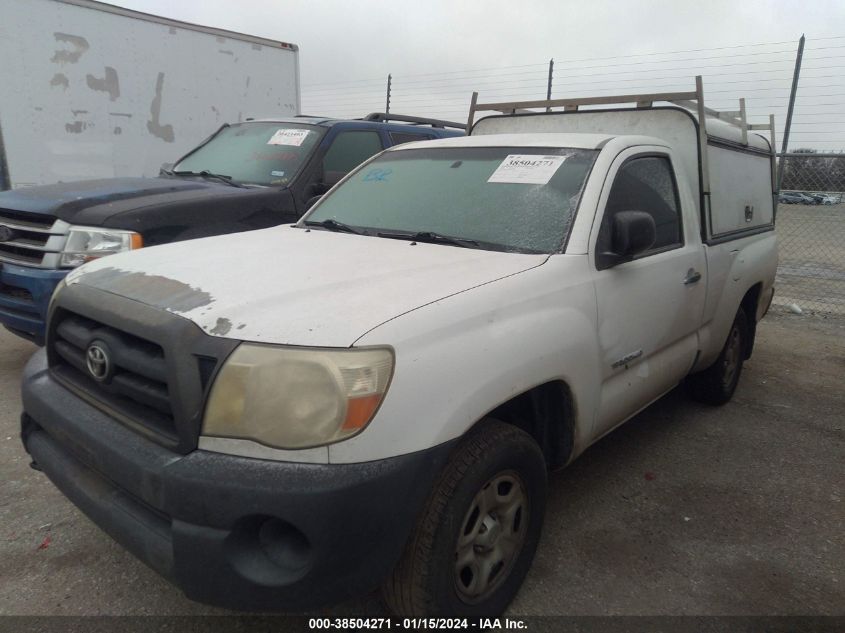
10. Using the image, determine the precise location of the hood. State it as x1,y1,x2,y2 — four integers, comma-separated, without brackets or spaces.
67,226,548,347
0,177,252,225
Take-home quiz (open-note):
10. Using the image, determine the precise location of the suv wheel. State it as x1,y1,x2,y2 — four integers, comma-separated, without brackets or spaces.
382,420,546,617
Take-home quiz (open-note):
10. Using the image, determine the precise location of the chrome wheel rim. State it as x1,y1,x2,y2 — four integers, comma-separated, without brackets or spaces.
722,325,742,388
454,471,528,604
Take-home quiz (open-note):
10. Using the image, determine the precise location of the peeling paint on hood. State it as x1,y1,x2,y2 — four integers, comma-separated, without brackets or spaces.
74,268,214,312
67,226,548,347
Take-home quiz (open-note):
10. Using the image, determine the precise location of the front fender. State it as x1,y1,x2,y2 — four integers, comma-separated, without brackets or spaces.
329,256,601,464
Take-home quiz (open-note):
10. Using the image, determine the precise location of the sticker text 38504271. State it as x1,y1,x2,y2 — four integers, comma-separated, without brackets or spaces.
487,154,568,185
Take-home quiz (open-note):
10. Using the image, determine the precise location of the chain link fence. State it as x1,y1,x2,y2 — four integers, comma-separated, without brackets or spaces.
303,36,845,315
776,153,845,314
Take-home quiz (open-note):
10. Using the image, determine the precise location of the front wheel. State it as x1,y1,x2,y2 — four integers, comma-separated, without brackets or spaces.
688,307,748,405
382,420,547,617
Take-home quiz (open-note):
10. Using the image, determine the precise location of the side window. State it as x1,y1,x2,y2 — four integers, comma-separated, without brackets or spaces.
597,155,682,257
389,131,433,146
322,131,384,179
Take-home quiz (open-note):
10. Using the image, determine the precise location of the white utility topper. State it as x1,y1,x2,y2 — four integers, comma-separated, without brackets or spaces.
21,77,777,617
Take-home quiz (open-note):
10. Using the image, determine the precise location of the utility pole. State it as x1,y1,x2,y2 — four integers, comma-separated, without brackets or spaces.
546,58,554,112
778,35,805,190
385,74,392,116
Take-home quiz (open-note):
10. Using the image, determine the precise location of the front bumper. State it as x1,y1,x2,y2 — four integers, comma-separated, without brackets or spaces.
0,263,66,344
21,351,453,611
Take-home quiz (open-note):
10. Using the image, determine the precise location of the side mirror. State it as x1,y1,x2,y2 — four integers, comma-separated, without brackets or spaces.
597,210,657,269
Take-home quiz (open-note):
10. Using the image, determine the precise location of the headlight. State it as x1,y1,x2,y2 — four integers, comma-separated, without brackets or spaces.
202,344,394,449
60,226,143,268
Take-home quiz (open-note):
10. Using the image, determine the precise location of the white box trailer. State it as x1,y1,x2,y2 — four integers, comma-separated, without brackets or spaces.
0,0,300,189
467,78,777,243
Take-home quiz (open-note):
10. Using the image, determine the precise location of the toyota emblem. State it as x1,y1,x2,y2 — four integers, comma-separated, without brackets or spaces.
86,341,111,382
0,225,15,242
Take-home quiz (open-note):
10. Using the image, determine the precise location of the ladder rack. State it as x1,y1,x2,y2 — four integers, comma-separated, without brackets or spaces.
466,76,777,194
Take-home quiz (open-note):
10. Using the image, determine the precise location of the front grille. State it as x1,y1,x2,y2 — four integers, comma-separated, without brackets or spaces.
47,286,239,453
0,208,67,267
0,208,55,228
51,311,177,441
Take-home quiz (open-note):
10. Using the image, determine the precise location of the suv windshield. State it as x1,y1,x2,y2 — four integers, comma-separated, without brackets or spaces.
303,146,597,253
174,122,325,186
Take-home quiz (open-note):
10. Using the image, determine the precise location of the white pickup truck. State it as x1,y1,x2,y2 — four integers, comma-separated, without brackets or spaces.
21,79,777,617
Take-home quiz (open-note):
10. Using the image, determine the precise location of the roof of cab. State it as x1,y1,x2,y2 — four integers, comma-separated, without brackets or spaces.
240,117,462,136
247,116,336,126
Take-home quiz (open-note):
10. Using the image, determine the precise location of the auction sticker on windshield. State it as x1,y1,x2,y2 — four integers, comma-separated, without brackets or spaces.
267,129,310,146
488,154,567,185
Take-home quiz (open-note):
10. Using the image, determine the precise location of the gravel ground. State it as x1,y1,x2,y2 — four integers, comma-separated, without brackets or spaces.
0,308,842,616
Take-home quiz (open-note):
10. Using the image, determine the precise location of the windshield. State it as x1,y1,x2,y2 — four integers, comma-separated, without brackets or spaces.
174,122,325,186
303,146,597,253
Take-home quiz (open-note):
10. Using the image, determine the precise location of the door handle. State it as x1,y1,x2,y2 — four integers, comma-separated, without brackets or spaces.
684,269,702,285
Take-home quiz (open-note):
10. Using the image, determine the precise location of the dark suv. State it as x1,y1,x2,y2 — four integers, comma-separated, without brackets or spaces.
0,114,464,343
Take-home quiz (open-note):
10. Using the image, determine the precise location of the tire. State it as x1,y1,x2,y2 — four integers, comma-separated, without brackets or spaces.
382,420,547,617
688,307,748,405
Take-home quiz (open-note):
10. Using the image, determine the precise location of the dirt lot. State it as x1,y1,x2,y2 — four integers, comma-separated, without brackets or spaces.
0,309,842,616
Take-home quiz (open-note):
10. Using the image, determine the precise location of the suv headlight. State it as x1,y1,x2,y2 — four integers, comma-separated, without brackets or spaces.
60,226,143,268
202,344,394,449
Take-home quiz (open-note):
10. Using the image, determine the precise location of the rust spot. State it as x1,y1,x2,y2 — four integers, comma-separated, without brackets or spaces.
65,121,87,134
86,67,120,101
51,33,89,64
209,318,232,336
50,73,69,89
147,72,175,142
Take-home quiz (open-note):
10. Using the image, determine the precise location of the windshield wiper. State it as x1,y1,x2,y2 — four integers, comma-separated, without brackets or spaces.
162,169,246,188
304,218,368,235
377,230,480,249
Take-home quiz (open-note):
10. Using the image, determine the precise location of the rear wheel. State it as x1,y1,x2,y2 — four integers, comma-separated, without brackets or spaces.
382,420,546,617
688,307,748,405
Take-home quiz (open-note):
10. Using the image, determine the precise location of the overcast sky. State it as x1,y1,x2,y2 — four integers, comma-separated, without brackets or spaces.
108,0,845,150
107,0,841,81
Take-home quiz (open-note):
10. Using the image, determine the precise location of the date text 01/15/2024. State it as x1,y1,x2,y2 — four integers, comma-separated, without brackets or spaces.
308,618,528,629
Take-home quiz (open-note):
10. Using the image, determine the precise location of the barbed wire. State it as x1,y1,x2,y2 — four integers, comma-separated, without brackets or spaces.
302,35,845,152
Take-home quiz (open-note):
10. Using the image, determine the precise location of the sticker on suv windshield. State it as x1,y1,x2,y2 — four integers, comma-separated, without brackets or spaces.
487,155,567,185
363,168,392,182
267,129,310,146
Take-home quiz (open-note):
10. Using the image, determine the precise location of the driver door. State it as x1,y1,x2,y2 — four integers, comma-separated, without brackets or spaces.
591,147,706,437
